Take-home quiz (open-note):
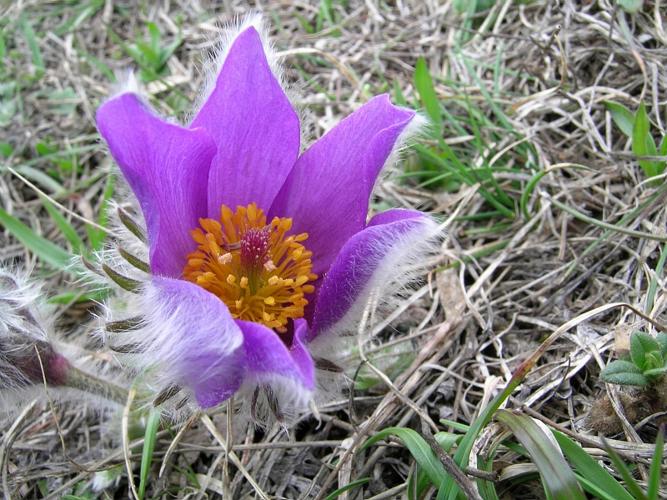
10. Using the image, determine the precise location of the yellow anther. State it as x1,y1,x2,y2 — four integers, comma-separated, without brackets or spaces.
183,203,317,330
295,275,309,286
292,248,303,260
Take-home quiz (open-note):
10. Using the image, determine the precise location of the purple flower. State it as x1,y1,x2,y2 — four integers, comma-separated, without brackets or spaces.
96,18,438,415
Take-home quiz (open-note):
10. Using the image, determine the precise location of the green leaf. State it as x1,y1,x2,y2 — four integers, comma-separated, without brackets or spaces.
325,478,370,500
643,366,667,378
604,101,635,137
647,428,663,500
118,206,147,243
414,58,442,132
601,360,648,386
644,350,664,371
363,427,448,491
656,332,667,356
0,208,72,270
138,410,161,500
118,247,150,273
617,0,643,13
552,431,633,500
632,103,660,178
102,264,141,292
434,432,459,452
496,411,585,500
631,332,660,370
0,142,12,157
657,135,667,176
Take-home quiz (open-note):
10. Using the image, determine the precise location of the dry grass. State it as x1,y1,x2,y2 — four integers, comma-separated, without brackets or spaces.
1,0,666,498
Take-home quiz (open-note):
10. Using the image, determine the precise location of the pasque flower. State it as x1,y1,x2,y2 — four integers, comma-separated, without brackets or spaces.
96,18,438,415
0,267,127,411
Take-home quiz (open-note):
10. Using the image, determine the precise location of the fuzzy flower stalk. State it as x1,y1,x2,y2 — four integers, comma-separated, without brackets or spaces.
0,267,127,411
96,17,439,419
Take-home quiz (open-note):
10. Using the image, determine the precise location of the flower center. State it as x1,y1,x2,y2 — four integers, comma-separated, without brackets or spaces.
183,203,317,331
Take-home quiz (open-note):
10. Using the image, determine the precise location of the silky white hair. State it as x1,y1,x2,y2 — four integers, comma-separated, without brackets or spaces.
189,13,282,124
0,265,127,417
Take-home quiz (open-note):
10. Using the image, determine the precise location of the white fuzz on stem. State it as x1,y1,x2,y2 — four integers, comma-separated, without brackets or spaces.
0,265,127,414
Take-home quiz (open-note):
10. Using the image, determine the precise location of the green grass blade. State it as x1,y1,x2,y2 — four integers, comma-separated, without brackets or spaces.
646,244,667,313
18,15,44,77
659,134,667,156
442,386,514,498
0,208,72,270
0,29,5,66
520,165,592,219
40,196,84,254
10,165,65,194
603,439,648,500
87,173,115,251
646,428,663,500
414,57,442,132
460,54,513,131
552,431,633,500
496,411,585,500
475,456,499,500
138,410,161,500
414,144,515,218
363,427,448,491
632,103,660,177
325,477,370,500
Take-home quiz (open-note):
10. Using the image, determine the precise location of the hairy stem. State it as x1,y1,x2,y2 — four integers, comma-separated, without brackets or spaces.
64,365,128,405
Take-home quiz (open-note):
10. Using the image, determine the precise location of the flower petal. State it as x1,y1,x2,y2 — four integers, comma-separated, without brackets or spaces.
308,209,436,342
96,93,216,277
269,95,416,275
237,319,315,392
142,277,245,408
191,26,300,215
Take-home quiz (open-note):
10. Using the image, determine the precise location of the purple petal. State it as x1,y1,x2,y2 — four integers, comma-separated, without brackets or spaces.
308,209,433,341
96,93,216,277
269,95,415,275
149,277,245,408
191,26,300,215
236,319,314,390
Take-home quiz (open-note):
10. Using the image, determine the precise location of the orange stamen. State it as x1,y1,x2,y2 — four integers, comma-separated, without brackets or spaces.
183,203,317,331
